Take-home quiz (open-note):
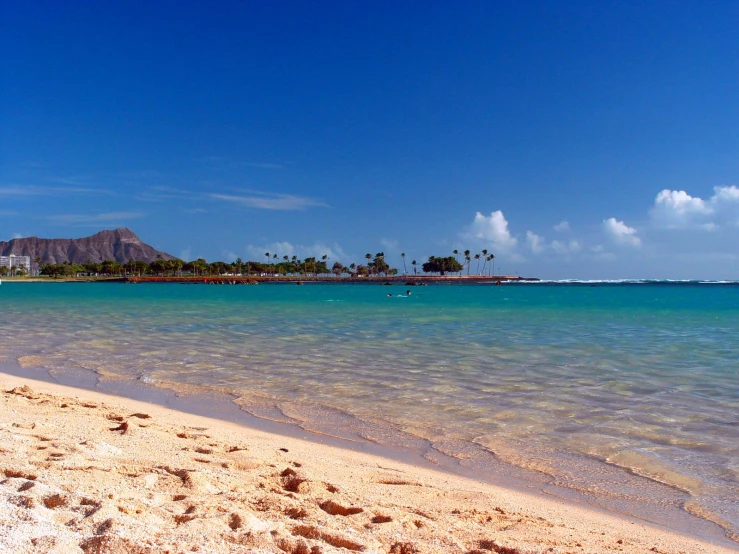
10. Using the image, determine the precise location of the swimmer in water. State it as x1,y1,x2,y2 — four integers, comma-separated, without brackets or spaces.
406,290,412,296
387,293,393,297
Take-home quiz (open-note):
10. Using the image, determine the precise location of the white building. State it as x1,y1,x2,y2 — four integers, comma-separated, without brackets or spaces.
0,254,32,274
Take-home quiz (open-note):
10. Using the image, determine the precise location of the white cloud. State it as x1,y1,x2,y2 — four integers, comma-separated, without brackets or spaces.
466,210,518,251
47,211,146,225
245,241,349,262
553,220,570,232
179,248,192,261
604,217,641,247
526,231,545,254
551,239,582,254
12,233,23,239
210,193,326,211
526,231,583,256
138,186,198,202
652,190,710,227
713,185,739,202
222,250,238,262
651,186,739,229
0,184,108,197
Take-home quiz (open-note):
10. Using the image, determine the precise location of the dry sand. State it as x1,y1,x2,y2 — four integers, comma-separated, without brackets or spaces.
0,372,733,554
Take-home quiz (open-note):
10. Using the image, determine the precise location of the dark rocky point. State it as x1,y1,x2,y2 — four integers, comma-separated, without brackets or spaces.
0,228,175,264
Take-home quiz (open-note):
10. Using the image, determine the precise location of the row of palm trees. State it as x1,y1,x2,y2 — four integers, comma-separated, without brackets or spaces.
452,249,496,276
35,249,497,278
0,265,28,277
0,256,42,277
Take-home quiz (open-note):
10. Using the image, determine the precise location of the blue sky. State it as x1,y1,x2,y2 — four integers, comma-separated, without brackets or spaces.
1,1,737,279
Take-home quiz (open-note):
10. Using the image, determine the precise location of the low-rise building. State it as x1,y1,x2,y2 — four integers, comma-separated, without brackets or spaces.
0,254,32,274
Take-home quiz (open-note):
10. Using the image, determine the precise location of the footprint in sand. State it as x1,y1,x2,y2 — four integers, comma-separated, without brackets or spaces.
18,480,35,492
291,524,365,552
43,493,68,509
3,468,38,480
280,468,307,493
109,421,129,434
318,500,363,516
228,512,243,530
389,542,420,554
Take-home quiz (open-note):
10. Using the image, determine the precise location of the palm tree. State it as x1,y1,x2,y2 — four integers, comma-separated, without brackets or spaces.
365,253,372,275
172,259,183,277
464,250,471,275
374,252,386,276
264,252,270,274
34,256,42,276
321,254,329,278
401,252,407,275
488,254,495,276
453,249,459,264
411,260,418,275
480,250,488,275
474,253,481,275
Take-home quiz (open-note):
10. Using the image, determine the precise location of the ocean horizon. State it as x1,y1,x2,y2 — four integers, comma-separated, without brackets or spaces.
2,281,737,545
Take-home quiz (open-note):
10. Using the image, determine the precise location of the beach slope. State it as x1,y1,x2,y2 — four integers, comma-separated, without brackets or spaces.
0,372,731,554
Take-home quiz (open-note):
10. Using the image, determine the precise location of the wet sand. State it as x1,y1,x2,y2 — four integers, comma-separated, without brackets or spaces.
0,372,733,554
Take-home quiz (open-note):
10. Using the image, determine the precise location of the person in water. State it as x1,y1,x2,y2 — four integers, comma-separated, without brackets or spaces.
406,290,412,296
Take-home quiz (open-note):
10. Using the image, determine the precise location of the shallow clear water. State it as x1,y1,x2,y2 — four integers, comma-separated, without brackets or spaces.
1,282,738,542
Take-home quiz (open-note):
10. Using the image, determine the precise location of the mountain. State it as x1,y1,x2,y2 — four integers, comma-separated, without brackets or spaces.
0,228,176,264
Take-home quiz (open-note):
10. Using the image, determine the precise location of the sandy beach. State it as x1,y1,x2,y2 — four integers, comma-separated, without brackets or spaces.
0,372,733,554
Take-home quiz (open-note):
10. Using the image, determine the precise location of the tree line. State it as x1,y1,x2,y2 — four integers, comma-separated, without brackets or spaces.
38,252,393,278
35,249,497,278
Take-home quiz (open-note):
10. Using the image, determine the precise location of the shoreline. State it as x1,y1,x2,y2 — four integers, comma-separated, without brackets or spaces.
1,370,736,553
4,359,732,546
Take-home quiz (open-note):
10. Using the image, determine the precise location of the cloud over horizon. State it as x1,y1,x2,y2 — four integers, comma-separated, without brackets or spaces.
651,186,739,229
526,231,545,254
465,210,518,251
604,217,641,247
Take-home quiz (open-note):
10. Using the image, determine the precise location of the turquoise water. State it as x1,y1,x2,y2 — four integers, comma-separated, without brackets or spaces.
1,282,738,542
